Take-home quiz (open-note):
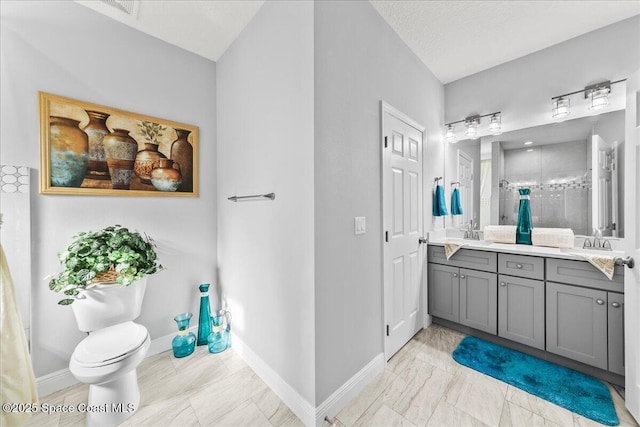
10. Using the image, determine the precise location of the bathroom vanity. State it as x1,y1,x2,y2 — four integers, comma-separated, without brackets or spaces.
427,240,626,385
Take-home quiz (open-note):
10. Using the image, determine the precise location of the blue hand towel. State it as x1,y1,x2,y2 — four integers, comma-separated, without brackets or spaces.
451,188,463,216
432,185,448,216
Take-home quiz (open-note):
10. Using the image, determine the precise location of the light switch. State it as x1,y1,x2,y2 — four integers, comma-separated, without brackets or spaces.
355,217,366,235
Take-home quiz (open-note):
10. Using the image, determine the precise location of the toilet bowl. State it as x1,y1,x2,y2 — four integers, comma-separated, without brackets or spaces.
68,279,150,427
69,321,150,427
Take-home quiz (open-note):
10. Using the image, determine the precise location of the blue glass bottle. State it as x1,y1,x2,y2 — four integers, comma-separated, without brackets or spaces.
197,283,212,346
208,311,231,354
516,188,532,245
172,313,196,358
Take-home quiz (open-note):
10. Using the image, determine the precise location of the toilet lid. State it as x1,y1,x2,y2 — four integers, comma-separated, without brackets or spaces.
73,321,148,367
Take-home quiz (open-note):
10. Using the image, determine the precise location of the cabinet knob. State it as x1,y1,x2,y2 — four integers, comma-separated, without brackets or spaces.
611,302,621,308
453,273,458,278
596,299,605,305
516,264,523,269
460,274,466,279
500,282,506,287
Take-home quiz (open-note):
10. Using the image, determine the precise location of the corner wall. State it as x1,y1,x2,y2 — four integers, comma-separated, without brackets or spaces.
0,1,217,378
216,0,316,408
314,0,444,405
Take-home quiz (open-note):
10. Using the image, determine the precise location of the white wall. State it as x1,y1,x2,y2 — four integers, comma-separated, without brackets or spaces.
314,0,444,405
217,0,316,405
445,15,640,136
0,1,217,377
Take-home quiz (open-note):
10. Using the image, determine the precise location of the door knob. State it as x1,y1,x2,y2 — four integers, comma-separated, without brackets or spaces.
516,264,523,269
453,273,458,278
596,299,605,305
418,237,427,244
611,302,621,308
460,274,466,279
500,282,506,287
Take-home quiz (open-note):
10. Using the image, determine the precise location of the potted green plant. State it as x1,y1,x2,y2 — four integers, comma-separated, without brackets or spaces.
48,225,163,305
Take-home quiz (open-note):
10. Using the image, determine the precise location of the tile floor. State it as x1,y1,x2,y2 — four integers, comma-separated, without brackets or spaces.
25,324,639,427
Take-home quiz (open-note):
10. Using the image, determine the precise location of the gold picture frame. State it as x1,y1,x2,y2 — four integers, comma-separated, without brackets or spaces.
39,92,199,197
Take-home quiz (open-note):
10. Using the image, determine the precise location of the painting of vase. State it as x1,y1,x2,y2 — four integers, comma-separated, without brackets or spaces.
39,92,199,197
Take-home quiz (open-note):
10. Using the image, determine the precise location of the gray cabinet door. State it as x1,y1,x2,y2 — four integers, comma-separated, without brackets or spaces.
459,268,497,335
498,275,545,350
546,282,608,370
428,263,459,323
608,292,625,375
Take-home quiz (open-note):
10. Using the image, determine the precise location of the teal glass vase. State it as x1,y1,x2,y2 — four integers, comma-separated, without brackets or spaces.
197,283,212,346
516,188,532,245
172,313,196,358
208,311,231,354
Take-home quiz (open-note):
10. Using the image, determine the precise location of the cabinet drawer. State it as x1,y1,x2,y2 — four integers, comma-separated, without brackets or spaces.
546,258,624,292
498,253,544,280
428,245,497,272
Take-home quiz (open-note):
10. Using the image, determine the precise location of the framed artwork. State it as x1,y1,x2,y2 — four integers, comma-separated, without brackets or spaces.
39,92,199,197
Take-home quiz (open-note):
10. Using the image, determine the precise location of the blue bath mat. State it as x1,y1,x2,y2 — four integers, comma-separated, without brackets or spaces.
452,336,619,426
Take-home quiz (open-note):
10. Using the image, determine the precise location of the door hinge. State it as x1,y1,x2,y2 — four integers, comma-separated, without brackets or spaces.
386,325,389,336
384,136,388,148
385,231,389,242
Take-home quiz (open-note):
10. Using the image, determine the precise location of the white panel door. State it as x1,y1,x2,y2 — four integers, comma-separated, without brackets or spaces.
382,102,425,360
624,69,640,422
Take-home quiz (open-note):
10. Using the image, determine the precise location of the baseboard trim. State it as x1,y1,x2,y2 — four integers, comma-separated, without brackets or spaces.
230,332,316,426
314,353,385,427
36,325,197,397
36,368,77,397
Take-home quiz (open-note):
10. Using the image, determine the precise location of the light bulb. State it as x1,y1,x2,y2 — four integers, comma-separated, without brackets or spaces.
590,88,609,111
445,124,457,143
488,114,501,135
465,119,477,138
552,97,570,119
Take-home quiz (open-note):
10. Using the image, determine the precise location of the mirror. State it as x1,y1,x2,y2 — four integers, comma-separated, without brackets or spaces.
444,109,625,237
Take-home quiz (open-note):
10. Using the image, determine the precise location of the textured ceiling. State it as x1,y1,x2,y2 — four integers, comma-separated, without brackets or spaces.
370,1,640,83
77,1,639,83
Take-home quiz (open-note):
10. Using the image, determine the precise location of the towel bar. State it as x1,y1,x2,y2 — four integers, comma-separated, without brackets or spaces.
614,257,635,269
228,193,275,202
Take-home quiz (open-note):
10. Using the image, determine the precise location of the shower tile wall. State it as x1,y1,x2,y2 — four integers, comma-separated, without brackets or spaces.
500,140,589,235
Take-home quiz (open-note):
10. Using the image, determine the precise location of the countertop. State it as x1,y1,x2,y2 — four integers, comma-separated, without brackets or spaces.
427,237,624,261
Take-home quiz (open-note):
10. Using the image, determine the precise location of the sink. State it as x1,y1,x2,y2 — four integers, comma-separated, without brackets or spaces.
445,238,492,247
469,240,493,247
560,247,623,257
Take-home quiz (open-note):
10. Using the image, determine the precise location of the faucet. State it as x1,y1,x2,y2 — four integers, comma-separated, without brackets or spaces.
583,228,612,251
463,220,480,240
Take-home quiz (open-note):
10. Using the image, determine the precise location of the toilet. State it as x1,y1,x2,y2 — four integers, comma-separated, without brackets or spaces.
68,278,150,427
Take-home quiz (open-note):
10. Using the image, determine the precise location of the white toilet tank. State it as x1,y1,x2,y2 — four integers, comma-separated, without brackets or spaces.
71,277,147,332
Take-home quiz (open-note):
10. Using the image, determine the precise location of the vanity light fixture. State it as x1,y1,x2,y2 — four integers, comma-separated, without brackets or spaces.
551,78,625,119
445,112,500,141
